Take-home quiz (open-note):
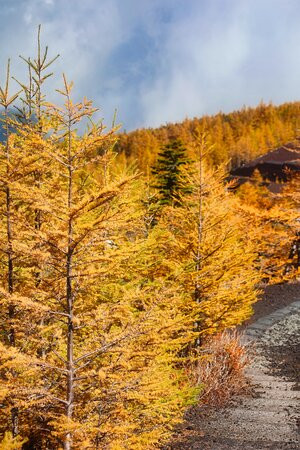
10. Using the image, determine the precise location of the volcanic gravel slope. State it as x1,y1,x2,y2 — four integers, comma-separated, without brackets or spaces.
165,287,300,450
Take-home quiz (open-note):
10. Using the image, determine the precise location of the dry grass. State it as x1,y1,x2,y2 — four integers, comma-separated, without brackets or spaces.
194,330,250,407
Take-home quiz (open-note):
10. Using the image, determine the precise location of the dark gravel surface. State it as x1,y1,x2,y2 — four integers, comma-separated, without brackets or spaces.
249,281,300,323
265,341,300,386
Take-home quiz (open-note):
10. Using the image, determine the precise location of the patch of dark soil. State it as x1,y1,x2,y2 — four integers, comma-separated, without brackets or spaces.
163,382,257,449
248,280,300,324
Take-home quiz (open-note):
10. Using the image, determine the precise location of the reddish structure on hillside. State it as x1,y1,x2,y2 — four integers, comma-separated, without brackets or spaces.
231,141,300,181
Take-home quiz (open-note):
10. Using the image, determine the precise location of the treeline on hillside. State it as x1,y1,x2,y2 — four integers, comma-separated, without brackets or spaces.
0,30,261,449
236,169,300,281
116,102,300,170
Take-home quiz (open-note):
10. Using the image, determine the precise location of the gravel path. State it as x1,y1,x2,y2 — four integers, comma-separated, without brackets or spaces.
166,296,300,449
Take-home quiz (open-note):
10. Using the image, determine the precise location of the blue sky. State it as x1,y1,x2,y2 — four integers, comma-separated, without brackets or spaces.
1,0,300,130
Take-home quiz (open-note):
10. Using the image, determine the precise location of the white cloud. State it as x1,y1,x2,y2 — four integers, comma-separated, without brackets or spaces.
23,12,33,24
139,1,250,126
1,0,300,130
0,0,126,113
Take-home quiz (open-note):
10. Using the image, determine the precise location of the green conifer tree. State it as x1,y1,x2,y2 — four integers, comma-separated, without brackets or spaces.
151,139,190,206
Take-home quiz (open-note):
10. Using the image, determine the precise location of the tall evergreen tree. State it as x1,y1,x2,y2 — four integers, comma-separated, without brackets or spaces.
151,139,191,206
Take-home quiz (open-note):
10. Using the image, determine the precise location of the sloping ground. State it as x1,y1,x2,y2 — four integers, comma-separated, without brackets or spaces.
243,142,300,166
165,288,300,449
231,141,300,180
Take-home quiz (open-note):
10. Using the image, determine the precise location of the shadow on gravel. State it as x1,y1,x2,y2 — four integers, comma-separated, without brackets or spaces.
262,341,300,436
265,343,300,388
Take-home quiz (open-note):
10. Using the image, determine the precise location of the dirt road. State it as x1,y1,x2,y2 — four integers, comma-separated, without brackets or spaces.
166,283,300,449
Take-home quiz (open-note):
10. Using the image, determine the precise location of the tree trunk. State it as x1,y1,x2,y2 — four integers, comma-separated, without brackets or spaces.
64,107,74,450
194,133,204,347
4,88,18,437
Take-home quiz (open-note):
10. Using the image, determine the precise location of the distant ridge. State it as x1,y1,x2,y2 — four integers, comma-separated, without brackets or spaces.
231,140,300,181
